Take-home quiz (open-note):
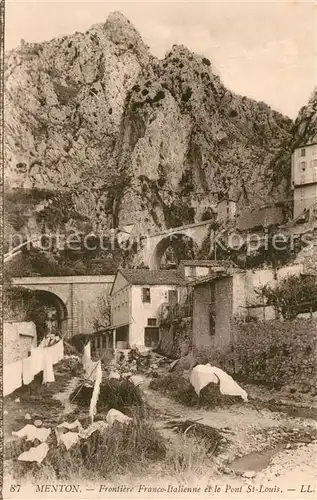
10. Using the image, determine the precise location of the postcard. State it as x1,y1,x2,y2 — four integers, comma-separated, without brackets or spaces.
2,1,317,499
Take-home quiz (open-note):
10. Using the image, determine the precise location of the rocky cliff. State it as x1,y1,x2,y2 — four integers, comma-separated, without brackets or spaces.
293,87,317,146
4,11,301,243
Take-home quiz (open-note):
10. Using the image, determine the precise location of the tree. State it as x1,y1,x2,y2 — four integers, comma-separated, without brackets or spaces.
89,294,111,331
257,274,317,320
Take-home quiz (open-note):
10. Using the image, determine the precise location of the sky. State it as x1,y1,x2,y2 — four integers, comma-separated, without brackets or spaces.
5,0,317,119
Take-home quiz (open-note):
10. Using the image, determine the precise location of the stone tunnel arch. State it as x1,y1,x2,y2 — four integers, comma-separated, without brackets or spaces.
149,232,199,270
15,288,69,340
34,290,68,337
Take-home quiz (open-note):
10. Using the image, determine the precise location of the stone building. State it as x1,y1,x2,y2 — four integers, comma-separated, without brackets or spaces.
191,264,304,350
4,321,37,366
292,143,317,218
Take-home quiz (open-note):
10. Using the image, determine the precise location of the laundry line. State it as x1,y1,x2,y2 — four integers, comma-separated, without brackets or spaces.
3,338,64,397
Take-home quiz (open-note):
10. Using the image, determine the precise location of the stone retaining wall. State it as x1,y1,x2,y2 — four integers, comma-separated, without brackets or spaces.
195,318,317,395
4,321,37,365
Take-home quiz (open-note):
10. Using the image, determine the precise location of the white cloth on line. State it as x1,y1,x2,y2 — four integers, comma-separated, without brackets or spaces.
12,424,51,442
89,361,102,423
190,364,248,401
22,355,35,386
55,339,64,363
30,346,44,375
18,443,49,463
4,360,23,397
48,339,64,365
42,348,55,384
48,342,57,365
83,341,91,361
83,359,100,382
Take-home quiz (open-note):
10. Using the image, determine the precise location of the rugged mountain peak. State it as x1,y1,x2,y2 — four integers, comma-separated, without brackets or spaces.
103,11,149,56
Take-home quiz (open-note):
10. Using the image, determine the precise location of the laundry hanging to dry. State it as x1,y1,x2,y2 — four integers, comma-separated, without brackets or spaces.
190,364,248,401
89,360,103,423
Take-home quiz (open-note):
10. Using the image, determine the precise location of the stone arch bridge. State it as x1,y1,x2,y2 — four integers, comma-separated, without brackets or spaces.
141,219,214,269
11,275,114,338
8,221,215,338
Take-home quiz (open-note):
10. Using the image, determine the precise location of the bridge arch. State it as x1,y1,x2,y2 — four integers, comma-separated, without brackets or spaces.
31,290,69,337
149,232,199,270
10,281,70,338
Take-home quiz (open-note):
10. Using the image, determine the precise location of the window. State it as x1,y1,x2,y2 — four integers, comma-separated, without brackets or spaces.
147,318,157,326
300,161,307,172
313,146,317,156
142,287,151,303
301,148,306,157
300,188,304,199
189,267,196,278
168,289,178,305
313,159,317,167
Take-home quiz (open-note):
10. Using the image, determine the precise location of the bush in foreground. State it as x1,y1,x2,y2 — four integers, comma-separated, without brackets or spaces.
10,419,167,481
70,378,147,417
164,435,213,483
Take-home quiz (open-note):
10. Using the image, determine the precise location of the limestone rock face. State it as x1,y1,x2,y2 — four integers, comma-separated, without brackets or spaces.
5,11,151,195
4,11,305,240
293,87,317,146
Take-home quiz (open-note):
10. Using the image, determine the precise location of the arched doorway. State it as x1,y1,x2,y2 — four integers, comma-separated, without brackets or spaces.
31,290,68,340
150,233,199,270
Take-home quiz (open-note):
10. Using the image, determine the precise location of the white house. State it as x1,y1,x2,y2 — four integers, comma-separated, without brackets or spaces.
291,143,317,218
109,269,186,349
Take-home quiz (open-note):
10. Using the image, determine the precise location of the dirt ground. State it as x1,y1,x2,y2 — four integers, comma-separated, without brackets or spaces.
141,379,317,477
3,357,317,492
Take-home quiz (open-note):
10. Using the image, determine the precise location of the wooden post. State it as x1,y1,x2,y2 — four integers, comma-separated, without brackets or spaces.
113,328,116,350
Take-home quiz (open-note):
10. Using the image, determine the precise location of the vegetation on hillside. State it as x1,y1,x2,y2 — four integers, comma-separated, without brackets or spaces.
258,274,317,319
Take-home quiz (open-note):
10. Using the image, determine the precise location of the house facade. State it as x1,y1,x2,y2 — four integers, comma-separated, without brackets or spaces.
291,143,317,218
110,269,186,348
191,263,304,350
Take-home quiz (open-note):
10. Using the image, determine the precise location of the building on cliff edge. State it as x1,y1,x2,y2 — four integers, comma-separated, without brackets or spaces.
292,143,317,218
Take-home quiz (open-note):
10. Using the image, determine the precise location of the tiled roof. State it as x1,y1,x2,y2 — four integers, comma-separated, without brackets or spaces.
189,270,231,286
178,259,235,268
119,269,186,286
